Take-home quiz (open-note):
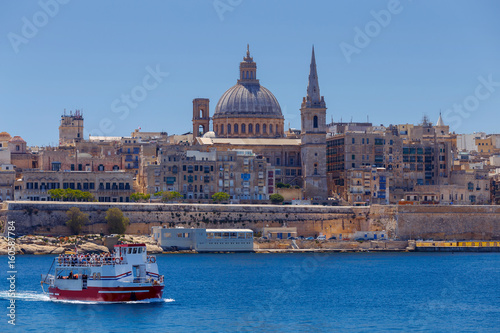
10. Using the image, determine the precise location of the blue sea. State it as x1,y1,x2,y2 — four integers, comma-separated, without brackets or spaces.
1,252,499,332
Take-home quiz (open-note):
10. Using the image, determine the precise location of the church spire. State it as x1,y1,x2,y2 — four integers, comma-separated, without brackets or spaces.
304,46,325,108
436,111,445,127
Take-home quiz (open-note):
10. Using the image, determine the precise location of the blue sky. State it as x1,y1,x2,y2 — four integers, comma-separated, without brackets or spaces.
1,0,499,146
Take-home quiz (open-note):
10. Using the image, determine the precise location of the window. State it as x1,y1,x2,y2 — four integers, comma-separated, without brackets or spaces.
255,124,260,133
352,138,355,144
313,116,318,128
248,124,253,133
234,124,238,133
227,124,231,134
263,124,266,133
241,124,246,133
98,164,104,171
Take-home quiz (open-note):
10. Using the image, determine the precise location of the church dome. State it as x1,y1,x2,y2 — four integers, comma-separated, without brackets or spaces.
214,83,283,119
212,46,285,139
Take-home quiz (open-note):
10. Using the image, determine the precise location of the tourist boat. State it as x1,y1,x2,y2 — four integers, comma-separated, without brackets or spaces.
41,243,164,302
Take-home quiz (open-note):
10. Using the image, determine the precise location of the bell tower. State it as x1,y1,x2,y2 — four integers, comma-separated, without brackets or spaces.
59,109,84,147
300,46,328,199
192,98,210,139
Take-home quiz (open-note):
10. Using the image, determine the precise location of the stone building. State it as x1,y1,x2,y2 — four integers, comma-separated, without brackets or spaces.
346,167,391,205
59,110,84,146
300,47,328,199
38,148,123,173
18,170,133,202
327,128,402,199
0,170,15,201
138,145,275,202
9,136,38,171
188,46,328,199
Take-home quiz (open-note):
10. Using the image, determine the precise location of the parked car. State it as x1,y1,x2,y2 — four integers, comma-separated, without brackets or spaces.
328,236,337,240
305,237,314,240
287,236,297,240
297,236,305,240
316,235,326,241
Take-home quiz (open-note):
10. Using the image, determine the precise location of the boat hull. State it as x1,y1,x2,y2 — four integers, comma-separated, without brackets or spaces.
48,285,164,302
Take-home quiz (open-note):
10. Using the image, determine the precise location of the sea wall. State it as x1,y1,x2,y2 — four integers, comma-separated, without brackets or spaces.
394,205,500,240
1,202,499,240
0,201,368,237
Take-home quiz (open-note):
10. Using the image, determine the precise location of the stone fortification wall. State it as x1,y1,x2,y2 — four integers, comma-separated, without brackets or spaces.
1,202,499,240
395,205,500,240
0,201,368,237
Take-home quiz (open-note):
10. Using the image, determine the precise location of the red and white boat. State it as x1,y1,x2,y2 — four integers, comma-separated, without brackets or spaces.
41,243,164,302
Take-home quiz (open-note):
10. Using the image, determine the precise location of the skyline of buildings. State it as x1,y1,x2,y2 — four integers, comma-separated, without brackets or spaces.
1,45,500,206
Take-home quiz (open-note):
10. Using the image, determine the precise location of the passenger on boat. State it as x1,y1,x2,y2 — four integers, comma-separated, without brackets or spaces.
68,271,73,279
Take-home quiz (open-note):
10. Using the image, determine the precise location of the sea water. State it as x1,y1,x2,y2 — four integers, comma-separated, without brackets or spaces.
1,252,499,332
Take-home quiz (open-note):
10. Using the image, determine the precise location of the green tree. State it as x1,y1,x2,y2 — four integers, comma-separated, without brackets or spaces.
48,189,65,200
130,193,151,202
162,191,183,202
212,192,230,203
66,207,89,235
48,189,94,202
105,208,130,234
270,193,285,204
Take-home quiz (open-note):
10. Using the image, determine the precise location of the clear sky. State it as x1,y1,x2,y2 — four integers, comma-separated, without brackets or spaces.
1,0,499,146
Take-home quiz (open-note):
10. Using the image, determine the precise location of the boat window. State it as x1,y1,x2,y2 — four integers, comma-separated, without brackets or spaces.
128,248,132,254
214,233,221,239
222,232,230,239
138,247,142,254
230,232,237,238
246,233,253,239
207,233,214,239
238,233,245,239
133,248,137,254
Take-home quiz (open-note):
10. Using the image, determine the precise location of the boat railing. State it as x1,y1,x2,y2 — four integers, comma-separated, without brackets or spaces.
56,256,127,267
148,275,164,285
